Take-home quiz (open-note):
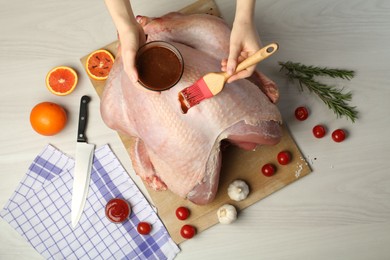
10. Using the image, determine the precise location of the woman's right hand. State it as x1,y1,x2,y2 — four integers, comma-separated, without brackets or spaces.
104,0,146,82
118,22,146,83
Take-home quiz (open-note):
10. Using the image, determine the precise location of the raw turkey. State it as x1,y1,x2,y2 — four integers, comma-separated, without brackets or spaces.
101,13,282,205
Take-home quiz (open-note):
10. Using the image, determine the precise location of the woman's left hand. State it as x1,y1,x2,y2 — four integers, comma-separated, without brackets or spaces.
221,19,261,83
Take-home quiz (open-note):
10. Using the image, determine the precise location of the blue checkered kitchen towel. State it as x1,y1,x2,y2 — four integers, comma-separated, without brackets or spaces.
1,144,180,259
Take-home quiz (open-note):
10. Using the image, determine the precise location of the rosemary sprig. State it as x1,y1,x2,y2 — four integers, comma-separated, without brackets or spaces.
279,61,358,122
279,61,355,80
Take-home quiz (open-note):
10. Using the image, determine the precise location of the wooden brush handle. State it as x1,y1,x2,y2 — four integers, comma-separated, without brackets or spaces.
234,42,279,73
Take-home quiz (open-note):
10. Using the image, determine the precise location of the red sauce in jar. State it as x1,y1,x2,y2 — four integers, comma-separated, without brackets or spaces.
136,43,183,91
105,198,131,223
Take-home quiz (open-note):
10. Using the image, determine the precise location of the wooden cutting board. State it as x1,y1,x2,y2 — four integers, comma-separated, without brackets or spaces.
80,0,311,244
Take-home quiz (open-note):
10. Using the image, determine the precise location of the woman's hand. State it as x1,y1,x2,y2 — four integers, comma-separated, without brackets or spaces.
221,21,261,83
221,0,261,83
118,23,146,82
104,0,146,82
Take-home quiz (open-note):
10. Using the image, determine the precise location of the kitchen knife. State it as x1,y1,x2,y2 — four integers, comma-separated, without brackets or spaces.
71,95,95,229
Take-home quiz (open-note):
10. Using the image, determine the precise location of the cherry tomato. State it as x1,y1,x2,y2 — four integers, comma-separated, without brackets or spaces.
332,129,346,142
312,125,326,138
277,151,291,165
176,206,190,220
295,106,309,121
180,224,196,239
137,222,152,235
261,163,276,177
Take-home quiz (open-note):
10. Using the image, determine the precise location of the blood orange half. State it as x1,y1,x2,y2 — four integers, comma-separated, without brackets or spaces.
85,49,115,80
46,66,78,96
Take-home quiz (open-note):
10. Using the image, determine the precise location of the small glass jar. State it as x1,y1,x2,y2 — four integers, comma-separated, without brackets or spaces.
136,41,184,91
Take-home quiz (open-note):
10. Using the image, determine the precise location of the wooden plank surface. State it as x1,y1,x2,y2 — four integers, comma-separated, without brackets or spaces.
80,0,311,244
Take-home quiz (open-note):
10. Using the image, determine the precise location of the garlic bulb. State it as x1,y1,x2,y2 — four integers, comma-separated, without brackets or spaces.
227,180,250,201
217,204,237,224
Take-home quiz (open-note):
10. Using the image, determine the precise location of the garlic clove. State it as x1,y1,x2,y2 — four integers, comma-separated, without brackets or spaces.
217,204,237,224
227,180,250,201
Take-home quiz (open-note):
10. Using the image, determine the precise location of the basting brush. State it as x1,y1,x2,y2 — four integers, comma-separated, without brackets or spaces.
178,42,279,114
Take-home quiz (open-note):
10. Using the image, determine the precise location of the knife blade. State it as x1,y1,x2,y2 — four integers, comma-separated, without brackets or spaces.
71,95,95,229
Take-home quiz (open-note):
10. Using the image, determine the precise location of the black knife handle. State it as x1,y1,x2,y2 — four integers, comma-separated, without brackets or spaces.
77,95,91,142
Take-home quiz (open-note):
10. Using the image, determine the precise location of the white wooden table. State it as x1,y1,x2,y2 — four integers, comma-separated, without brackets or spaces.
1,0,389,259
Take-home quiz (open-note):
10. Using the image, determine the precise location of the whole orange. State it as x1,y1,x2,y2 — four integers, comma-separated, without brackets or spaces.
30,102,67,136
